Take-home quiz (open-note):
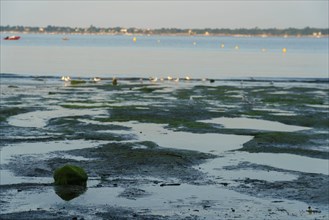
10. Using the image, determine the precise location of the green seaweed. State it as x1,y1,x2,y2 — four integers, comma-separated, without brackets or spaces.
60,104,108,109
53,164,88,186
240,132,328,159
138,86,161,93
67,141,215,179
247,132,309,145
70,80,87,85
0,107,29,122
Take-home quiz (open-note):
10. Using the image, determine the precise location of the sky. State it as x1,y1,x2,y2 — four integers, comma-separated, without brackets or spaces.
1,0,328,29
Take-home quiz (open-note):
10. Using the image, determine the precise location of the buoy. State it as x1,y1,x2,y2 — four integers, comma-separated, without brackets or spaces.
235,45,239,50
133,37,137,42
282,48,287,53
193,42,197,46
220,44,225,48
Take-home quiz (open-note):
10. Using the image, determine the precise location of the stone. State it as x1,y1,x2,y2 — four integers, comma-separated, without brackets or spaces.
53,164,88,186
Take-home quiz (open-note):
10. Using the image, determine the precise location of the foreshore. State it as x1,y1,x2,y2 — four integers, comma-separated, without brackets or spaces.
0,74,328,219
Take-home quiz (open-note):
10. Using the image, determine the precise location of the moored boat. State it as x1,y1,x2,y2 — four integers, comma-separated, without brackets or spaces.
4,36,21,40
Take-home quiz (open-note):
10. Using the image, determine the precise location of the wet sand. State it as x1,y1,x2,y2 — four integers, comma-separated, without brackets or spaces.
0,75,328,219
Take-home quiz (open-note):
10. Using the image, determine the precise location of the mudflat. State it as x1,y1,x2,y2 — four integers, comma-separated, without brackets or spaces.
1,75,328,219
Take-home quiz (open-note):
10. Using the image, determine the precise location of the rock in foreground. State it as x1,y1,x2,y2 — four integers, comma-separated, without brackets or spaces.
53,164,88,186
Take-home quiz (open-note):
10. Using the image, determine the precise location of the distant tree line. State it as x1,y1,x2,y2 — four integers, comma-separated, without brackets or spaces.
1,25,328,36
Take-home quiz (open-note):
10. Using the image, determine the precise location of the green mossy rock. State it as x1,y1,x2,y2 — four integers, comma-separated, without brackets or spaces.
53,164,88,186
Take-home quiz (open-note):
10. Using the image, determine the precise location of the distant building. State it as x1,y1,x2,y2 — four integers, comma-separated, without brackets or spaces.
120,28,127,34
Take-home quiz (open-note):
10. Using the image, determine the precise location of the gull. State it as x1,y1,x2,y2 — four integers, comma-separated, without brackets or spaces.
92,77,101,82
174,77,180,82
167,76,173,81
242,95,255,106
188,96,194,105
149,77,158,83
185,76,191,80
61,76,71,82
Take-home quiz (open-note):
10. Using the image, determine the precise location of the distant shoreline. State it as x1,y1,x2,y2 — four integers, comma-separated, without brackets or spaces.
1,31,328,38
1,26,328,38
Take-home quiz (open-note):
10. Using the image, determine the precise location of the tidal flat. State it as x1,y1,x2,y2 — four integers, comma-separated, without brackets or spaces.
0,74,328,219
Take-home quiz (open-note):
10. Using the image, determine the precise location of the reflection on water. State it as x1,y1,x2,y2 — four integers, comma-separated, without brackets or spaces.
8,107,107,128
199,117,311,132
200,156,299,183
0,170,53,185
1,183,325,219
0,140,104,164
54,185,87,201
89,121,253,154
241,152,329,175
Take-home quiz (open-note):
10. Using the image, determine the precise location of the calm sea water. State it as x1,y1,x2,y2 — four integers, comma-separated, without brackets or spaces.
1,33,328,79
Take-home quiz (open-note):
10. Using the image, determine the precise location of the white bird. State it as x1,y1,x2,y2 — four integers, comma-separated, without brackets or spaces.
185,76,191,80
92,77,101,82
174,77,180,82
61,76,71,81
149,77,158,83
167,76,173,81
188,96,194,105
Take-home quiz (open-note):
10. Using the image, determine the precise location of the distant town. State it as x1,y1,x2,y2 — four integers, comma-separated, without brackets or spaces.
1,25,328,37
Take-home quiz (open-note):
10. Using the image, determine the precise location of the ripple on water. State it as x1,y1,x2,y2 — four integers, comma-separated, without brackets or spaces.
199,117,311,132
7,107,107,128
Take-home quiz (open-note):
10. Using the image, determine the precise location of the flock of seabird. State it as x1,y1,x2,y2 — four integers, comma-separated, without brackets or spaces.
61,75,214,84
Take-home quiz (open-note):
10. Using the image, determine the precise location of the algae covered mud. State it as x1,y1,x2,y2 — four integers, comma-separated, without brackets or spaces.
0,74,328,219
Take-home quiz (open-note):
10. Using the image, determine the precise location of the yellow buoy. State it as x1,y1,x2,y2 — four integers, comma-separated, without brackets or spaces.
282,48,287,53
133,37,137,43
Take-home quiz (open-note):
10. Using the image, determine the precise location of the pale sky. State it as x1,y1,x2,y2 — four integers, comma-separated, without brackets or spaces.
1,0,328,29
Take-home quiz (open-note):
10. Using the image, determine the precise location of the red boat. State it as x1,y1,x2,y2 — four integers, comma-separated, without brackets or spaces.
4,36,21,40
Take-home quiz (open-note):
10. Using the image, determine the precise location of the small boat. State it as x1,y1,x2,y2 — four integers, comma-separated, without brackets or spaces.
4,36,21,40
